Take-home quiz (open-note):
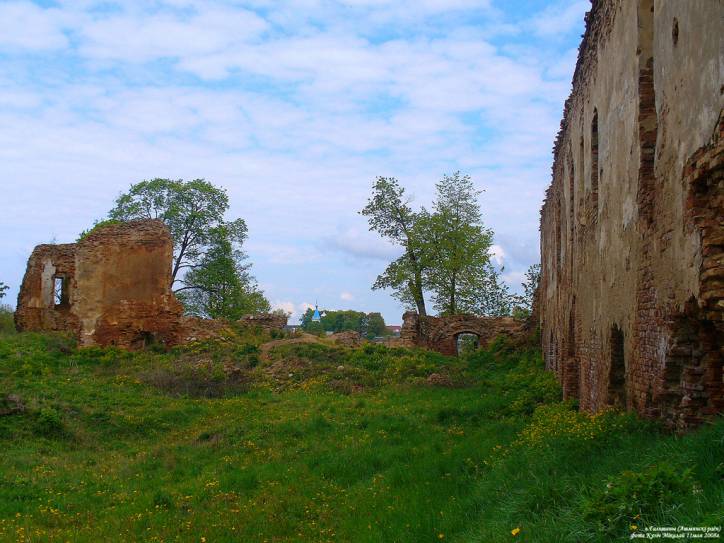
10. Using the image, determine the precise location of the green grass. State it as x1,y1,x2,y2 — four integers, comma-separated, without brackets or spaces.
0,328,721,542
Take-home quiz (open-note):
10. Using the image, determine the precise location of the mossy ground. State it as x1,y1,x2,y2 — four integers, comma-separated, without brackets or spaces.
0,325,721,542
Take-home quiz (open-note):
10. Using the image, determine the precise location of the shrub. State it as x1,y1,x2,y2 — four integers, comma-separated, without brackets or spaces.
582,463,695,537
0,304,14,335
36,407,65,437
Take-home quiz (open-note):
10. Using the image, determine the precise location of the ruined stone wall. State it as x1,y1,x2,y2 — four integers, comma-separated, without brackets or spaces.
540,0,723,430
15,244,80,334
16,220,185,348
400,311,524,356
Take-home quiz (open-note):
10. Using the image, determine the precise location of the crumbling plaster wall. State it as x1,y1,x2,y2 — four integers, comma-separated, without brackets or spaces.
16,220,185,348
540,0,722,429
16,220,288,349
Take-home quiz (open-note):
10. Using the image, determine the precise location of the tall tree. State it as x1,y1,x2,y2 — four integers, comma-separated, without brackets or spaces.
424,172,499,315
360,177,429,316
107,178,269,315
109,178,230,288
175,223,270,319
0,282,8,300
363,172,510,317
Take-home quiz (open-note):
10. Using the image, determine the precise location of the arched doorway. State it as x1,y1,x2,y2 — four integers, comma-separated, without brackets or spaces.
456,332,480,356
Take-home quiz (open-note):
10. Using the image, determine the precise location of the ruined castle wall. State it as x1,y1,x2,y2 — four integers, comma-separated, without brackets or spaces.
400,311,524,356
16,220,184,348
74,221,184,348
15,244,80,334
540,0,723,429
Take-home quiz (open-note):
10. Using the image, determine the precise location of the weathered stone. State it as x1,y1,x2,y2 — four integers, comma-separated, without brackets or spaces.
237,313,287,331
331,330,362,347
16,220,184,348
15,221,287,349
400,311,524,356
540,0,723,430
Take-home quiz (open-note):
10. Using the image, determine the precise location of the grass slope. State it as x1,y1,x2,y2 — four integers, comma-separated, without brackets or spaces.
0,327,721,542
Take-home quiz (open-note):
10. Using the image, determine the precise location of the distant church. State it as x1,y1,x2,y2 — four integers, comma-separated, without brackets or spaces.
311,303,322,322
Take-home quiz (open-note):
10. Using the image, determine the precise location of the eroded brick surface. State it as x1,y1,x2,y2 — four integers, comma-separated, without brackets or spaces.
15,220,288,349
400,311,524,356
16,220,185,348
540,0,723,430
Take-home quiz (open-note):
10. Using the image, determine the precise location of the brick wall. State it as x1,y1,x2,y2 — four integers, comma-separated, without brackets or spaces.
539,0,722,430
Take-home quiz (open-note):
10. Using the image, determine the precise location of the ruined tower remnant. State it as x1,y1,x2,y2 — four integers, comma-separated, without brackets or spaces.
15,220,185,348
540,0,722,429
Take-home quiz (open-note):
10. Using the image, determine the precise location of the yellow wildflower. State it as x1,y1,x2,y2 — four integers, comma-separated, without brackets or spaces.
511,527,521,536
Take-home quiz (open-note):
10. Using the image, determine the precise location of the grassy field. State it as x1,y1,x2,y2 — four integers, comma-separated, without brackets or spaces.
0,322,721,542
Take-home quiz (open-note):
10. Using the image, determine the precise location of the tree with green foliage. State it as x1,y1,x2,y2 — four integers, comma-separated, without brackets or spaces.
360,177,429,317
299,308,389,339
521,263,541,310
364,312,388,338
109,178,233,287
0,282,8,300
363,172,509,317
175,223,270,319
423,172,500,315
510,263,541,318
105,178,269,316
473,266,512,317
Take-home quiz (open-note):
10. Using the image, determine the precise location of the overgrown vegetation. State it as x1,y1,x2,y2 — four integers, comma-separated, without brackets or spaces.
0,304,14,335
0,329,720,542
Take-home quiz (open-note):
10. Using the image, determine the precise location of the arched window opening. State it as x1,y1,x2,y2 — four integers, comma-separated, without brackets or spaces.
456,333,479,356
567,297,576,358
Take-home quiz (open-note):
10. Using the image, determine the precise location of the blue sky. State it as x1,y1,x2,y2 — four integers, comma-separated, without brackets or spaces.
0,0,588,324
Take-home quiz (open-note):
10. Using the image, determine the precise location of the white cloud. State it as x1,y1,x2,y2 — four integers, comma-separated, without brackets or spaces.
322,227,401,261
502,270,525,290
0,2,69,51
0,0,583,320
490,244,505,267
271,301,315,321
528,0,589,37
78,6,268,64
340,291,354,301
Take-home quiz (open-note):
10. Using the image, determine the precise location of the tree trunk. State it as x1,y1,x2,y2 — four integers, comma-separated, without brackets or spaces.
413,272,427,317
450,271,456,315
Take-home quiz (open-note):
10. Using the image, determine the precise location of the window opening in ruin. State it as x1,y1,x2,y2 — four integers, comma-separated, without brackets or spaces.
53,276,67,307
547,330,557,371
132,331,157,350
608,325,626,407
590,109,599,214
456,333,479,356
567,298,576,358
568,148,575,238
637,0,658,225
578,134,585,224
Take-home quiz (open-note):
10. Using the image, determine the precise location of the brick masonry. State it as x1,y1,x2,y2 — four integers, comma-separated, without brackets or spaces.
399,311,524,356
539,0,722,430
15,220,286,349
